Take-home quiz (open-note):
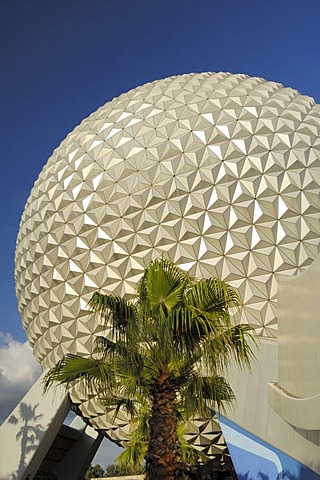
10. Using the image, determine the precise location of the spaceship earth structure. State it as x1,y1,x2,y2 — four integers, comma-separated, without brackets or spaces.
15,72,320,447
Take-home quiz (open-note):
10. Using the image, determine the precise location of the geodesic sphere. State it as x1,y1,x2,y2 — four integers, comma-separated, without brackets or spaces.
15,71,320,369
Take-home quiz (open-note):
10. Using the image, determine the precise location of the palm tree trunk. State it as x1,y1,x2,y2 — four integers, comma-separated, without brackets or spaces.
145,374,188,480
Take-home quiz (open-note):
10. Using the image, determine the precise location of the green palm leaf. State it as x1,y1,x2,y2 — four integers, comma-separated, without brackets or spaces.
89,292,137,334
141,257,188,312
43,353,115,393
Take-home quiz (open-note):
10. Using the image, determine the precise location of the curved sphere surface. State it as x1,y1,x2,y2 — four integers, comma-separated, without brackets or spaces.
15,72,320,442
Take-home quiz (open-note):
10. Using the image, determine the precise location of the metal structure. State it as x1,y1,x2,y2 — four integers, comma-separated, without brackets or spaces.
14,72,320,478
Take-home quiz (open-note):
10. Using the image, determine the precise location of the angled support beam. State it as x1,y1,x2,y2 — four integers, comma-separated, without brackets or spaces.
50,416,103,480
0,373,70,480
0,373,102,480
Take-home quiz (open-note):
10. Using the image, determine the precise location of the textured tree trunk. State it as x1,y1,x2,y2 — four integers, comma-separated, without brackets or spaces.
145,374,188,480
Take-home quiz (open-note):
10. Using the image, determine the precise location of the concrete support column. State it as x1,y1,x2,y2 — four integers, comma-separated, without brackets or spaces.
0,373,70,480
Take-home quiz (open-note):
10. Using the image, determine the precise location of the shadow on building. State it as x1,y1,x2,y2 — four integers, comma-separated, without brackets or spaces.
8,403,44,480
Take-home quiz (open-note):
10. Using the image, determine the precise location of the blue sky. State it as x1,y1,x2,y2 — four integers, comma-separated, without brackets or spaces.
1,0,320,467
2,0,320,341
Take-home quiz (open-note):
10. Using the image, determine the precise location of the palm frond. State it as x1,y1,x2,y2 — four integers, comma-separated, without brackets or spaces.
170,305,228,352
93,335,117,357
170,279,240,344
171,349,202,389
89,292,137,335
202,323,257,373
201,375,235,413
177,423,207,465
179,371,234,418
101,395,140,421
186,277,241,315
227,324,257,368
115,405,150,472
115,444,145,473
141,257,189,313
43,353,115,393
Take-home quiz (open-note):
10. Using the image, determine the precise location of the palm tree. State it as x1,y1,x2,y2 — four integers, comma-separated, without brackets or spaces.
44,257,255,480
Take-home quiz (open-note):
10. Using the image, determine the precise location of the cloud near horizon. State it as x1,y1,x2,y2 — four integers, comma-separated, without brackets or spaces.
0,332,42,424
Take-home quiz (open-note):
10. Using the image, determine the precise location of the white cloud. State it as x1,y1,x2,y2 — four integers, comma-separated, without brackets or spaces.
0,332,42,424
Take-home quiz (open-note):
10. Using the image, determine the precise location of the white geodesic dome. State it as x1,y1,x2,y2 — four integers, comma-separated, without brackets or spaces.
15,72,320,448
